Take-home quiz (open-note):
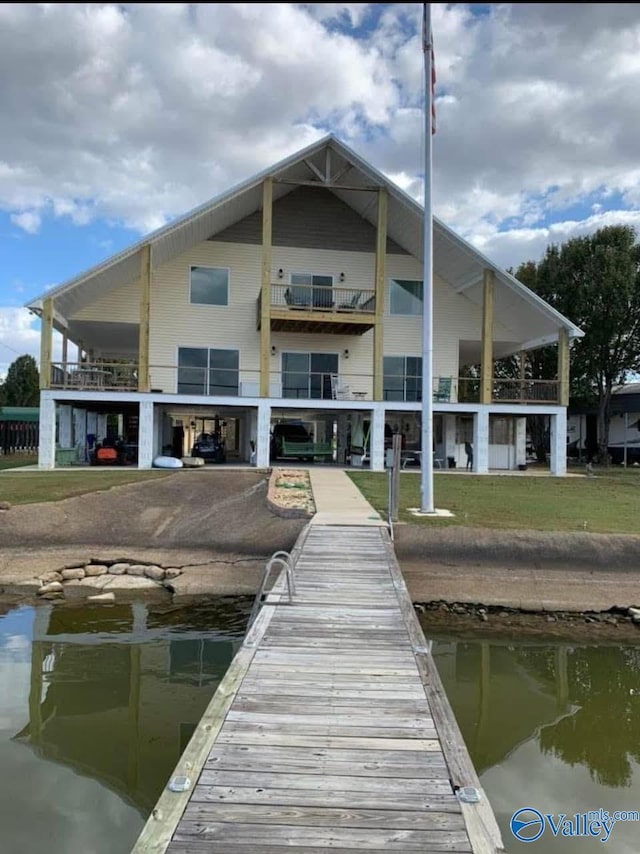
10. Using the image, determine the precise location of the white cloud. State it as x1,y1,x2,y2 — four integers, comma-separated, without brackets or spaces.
0,307,70,377
0,3,639,272
10,211,41,234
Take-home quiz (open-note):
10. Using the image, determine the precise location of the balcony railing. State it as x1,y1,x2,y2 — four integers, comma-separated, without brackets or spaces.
50,362,139,391
270,283,376,314
48,364,560,404
457,377,559,403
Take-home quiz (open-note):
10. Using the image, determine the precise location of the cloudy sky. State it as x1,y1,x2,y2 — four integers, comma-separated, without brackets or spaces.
1,2,640,372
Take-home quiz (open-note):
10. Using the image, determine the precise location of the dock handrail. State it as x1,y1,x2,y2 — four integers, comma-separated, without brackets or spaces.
247,550,296,629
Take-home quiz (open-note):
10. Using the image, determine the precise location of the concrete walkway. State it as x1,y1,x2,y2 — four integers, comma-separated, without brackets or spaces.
307,468,386,526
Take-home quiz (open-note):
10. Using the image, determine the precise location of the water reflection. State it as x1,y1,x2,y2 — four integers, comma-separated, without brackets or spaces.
431,637,640,854
0,599,249,854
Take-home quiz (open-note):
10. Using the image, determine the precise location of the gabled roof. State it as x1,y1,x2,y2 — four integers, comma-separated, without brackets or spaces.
26,134,583,344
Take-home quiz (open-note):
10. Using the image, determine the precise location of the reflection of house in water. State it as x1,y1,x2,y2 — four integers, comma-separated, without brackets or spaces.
14,603,242,815
433,640,578,774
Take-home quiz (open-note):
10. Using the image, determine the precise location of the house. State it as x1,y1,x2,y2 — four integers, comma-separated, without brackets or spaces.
568,382,640,464
27,135,583,472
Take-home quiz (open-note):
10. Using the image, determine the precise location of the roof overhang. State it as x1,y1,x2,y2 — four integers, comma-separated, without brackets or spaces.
26,135,584,349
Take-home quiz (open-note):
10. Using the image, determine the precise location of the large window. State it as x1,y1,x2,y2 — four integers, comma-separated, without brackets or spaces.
177,348,239,395
383,356,422,401
289,273,334,309
190,266,229,306
282,352,338,399
389,279,423,316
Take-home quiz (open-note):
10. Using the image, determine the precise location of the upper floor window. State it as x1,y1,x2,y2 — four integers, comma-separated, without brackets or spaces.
389,279,423,316
190,266,229,306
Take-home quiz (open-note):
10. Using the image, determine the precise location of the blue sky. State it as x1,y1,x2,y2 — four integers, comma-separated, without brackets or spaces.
2,2,640,373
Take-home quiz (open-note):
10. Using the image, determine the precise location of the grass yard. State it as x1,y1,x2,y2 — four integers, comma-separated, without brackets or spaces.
0,468,174,505
0,454,38,471
349,468,640,534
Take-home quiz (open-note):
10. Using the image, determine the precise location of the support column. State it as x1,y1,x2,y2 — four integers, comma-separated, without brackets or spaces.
256,402,271,467
549,410,567,476
371,407,385,472
373,189,387,401
473,408,489,473
444,414,456,466
138,244,151,393
138,400,154,469
39,297,53,390
557,327,570,407
259,179,273,397
62,330,68,366
58,405,73,449
97,413,108,441
480,269,494,405
515,416,527,469
38,395,56,469
248,409,258,465
74,409,87,461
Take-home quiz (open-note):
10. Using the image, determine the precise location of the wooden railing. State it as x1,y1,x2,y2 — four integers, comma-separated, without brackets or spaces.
457,377,559,404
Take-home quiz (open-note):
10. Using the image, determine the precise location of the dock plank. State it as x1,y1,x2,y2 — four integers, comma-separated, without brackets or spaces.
133,524,503,854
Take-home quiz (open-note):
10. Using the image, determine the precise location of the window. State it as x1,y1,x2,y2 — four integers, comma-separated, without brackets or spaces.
389,279,423,315
282,352,338,399
177,347,239,395
289,273,334,309
383,356,422,401
190,266,229,306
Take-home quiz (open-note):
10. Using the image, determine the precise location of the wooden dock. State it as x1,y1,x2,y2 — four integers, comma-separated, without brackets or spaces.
133,524,504,853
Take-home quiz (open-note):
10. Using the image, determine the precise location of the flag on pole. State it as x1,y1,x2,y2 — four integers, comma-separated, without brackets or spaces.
422,4,436,134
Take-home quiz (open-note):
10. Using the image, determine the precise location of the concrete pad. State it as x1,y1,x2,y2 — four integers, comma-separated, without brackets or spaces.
407,507,455,518
308,468,381,524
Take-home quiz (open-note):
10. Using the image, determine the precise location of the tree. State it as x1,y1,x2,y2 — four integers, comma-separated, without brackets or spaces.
499,226,640,463
2,354,40,406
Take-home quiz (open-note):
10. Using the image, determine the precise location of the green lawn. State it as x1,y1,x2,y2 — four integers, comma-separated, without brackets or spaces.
0,469,174,505
348,468,640,534
0,454,38,471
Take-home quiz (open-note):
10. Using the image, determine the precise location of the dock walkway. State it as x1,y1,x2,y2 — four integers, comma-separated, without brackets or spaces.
134,510,504,852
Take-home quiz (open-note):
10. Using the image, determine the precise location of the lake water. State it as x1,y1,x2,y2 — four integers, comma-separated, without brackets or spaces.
0,599,250,854
0,601,638,853
431,635,640,853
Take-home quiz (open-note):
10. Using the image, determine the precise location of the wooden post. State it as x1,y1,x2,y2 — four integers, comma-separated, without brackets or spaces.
480,269,494,404
390,432,402,522
373,188,387,400
260,178,273,398
39,297,53,389
557,327,570,406
138,244,151,393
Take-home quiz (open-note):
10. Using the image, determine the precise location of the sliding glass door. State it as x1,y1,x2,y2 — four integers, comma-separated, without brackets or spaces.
282,352,338,399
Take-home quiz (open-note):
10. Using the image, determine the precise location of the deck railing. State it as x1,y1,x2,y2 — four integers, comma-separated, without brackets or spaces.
270,283,376,314
48,364,560,404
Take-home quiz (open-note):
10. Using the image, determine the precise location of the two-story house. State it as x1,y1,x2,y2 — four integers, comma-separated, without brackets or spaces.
28,135,583,473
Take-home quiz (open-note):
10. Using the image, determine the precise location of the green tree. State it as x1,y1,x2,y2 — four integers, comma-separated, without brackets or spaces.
499,226,640,463
2,354,40,406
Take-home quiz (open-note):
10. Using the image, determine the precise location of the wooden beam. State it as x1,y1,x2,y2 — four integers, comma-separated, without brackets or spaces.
480,269,494,405
373,189,387,401
39,297,53,389
274,178,380,192
557,327,570,407
138,244,151,393
260,179,273,397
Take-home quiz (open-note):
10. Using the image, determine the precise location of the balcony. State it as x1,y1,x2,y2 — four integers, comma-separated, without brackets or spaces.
258,283,376,335
50,362,139,391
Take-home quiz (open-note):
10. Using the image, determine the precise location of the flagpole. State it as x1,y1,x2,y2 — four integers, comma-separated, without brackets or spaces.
420,2,435,513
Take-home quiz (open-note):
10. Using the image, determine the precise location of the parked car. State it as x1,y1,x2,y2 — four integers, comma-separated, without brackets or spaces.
191,432,226,464
270,422,312,460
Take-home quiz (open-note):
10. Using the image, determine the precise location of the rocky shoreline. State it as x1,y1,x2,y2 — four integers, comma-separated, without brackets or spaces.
416,600,640,642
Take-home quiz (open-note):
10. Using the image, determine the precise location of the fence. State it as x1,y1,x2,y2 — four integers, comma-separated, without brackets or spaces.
0,420,38,455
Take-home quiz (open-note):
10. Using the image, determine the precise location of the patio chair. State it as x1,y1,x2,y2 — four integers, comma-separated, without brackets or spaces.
330,374,352,400
433,376,452,402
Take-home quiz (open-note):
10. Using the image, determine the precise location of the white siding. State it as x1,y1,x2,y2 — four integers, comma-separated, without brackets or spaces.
71,277,141,323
